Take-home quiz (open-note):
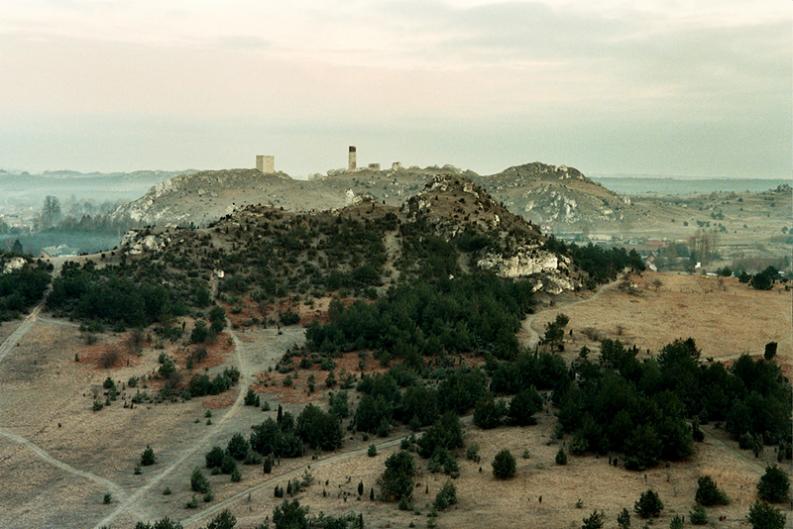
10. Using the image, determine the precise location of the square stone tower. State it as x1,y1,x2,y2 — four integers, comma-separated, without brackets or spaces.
256,155,275,173
348,146,357,171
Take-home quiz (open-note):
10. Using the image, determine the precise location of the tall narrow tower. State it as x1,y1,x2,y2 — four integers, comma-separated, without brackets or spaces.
348,146,357,171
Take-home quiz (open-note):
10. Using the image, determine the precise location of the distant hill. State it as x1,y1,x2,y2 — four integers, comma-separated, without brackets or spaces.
475,162,631,228
118,173,583,297
110,162,636,231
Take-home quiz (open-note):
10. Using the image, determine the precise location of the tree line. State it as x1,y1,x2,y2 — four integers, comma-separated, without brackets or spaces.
0,252,51,321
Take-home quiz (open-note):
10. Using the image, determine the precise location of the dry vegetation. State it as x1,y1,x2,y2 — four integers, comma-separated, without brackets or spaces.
526,271,792,371
0,258,789,529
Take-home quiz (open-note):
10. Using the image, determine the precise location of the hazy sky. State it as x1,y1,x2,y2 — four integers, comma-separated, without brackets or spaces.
0,0,789,178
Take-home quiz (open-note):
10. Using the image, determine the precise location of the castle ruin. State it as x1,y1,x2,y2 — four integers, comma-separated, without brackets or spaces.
256,155,275,173
348,146,357,171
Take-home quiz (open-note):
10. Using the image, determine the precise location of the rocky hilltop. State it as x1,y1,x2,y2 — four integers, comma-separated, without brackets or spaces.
112,169,345,225
111,162,635,232
118,174,583,296
481,162,631,227
401,174,577,291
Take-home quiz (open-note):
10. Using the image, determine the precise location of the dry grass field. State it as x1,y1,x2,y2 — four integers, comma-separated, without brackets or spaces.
524,272,792,371
0,271,790,529
172,413,777,529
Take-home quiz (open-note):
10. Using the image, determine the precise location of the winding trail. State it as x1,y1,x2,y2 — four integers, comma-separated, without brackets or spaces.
90,330,252,529
0,276,132,515
180,436,406,527
0,427,128,499
181,415,473,528
0,303,43,365
520,278,621,349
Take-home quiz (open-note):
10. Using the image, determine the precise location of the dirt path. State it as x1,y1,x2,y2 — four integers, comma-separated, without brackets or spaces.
382,230,402,287
36,315,81,328
520,278,621,349
0,303,43,366
0,427,128,499
180,436,406,527
181,415,474,527
0,293,137,517
90,330,254,529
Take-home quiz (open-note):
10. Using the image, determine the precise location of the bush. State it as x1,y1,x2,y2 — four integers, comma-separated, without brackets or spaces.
367,444,377,457
617,508,630,529
434,481,457,510
465,444,480,462
329,391,350,419
555,448,568,465
751,266,778,291
134,517,183,529
244,388,260,407
417,413,464,458
190,320,209,343
378,451,416,502
279,311,300,326
695,475,729,506
508,387,543,426
272,500,309,529
208,306,227,335
227,433,250,460
492,449,516,480
473,395,506,429
581,511,604,529
103,492,112,504
296,404,342,451
220,454,237,475
758,466,790,503
428,448,459,477
206,446,224,469
191,468,210,494
748,501,786,529
689,505,708,525
669,515,684,529
204,510,235,529
634,489,663,518
764,342,778,361
140,445,156,466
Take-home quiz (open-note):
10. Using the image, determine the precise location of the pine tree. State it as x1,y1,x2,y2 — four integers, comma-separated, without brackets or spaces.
140,445,156,466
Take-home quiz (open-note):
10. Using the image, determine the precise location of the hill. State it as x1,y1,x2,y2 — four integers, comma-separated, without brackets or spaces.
109,174,583,316
476,162,632,227
112,169,341,225
109,162,634,232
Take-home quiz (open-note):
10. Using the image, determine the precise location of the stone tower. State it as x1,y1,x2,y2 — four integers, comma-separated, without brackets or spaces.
348,146,357,171
256,155,275,173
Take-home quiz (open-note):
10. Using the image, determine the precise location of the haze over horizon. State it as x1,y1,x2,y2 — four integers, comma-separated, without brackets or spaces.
0,0,789,179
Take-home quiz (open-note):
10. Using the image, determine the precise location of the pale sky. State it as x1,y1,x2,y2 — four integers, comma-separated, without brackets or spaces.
0,0,790,177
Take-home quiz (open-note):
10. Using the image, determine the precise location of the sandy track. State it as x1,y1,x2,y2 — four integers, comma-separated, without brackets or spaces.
181,415,474,527
180,437,406,527
0,427,128,499
520,278,620,349
0,303,43,365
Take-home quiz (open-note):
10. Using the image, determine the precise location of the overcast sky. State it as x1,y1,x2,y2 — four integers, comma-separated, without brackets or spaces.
0,0,789,178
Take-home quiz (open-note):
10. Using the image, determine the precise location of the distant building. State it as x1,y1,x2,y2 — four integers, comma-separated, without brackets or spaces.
256,155,275,173
392,161,402,170
367,163,381,170
348,146,357,171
